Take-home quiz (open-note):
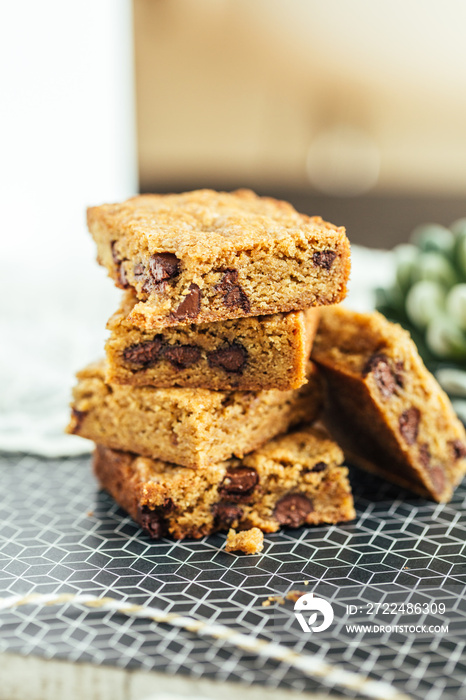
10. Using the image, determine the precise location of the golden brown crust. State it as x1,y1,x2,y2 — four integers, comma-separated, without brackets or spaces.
312,306,466,502
67,360,323,468
105,292,319,391
87,189,344,256
92,425,356,540
87,189,350,328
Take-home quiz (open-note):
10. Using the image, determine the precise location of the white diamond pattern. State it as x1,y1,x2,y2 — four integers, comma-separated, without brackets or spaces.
0,453,466,699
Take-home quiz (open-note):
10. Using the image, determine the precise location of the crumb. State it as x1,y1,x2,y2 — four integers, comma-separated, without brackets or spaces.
262,595,285,606
304,580,309,585
261,590,308,607
86,511,94,517
225,528,264,555
285,590,308,603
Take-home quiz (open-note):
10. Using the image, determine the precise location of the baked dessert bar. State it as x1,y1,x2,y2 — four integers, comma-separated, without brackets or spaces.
105,292,319,391
312,307,466,502
87,189,350,329
92,426,356,540
67,361,322,469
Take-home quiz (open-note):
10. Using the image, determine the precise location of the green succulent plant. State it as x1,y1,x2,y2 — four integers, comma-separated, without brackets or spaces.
376,218,466,374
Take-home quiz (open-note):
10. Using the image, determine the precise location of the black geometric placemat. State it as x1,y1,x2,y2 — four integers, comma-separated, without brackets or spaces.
1,452,466,699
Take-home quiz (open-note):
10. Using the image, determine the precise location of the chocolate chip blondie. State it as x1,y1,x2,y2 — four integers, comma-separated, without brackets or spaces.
88,189,350,329
92,426,356,540
67,360,322,469
105,292,319,391
312,307,466,502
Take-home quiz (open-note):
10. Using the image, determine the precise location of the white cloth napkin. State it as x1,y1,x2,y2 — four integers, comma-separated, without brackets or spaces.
0,251,120,456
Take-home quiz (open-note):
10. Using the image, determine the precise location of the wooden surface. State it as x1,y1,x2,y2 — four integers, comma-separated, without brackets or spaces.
0,653,340,700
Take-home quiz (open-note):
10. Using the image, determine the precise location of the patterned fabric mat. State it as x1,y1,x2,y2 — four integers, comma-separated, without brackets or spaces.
1,453,465,699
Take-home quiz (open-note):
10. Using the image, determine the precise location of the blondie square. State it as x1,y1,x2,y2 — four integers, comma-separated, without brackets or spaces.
105,292,319,391
87,189,350,329
312,307,466,502
92,426,356,540
67,361,322,468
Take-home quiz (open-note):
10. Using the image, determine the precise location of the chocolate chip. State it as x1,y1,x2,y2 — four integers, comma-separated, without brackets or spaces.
162,497,175,513
274,494,313,527
141,276,157,295
310,461,327,473
450,439,466,460
117,264,131,289
70,408,87,433
162,344,201,369
134,263,145,279
395,361,404,376
223,285,250,313
419,443,431,468
110,240,121,264
134,262,157,295
172,283,201,320
218,270,239,286
220,467,259,497
136,254,179,296
426,465,446,496
122,338,163,367
110,241,131,289
364,353,403,399
149,253,180,282
399,407,421,445
416,443,446,495
313,250,336,270
216,270,251,313
418,444,446,496
212,502,243,527
137,505,165,539
208,344,247,373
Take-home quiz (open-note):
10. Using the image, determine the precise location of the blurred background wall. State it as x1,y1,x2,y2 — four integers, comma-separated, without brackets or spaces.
1,0,136,261
133,0,466,245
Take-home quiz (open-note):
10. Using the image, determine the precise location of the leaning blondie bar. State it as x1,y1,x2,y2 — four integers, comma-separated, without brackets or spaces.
93,426,356,540
312,307,466,502
105,292,319,391
87,189,350,329
67,361,322,468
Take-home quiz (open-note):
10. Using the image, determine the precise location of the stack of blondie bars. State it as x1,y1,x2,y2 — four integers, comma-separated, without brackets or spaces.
67,189,356,542
67,189,466,545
